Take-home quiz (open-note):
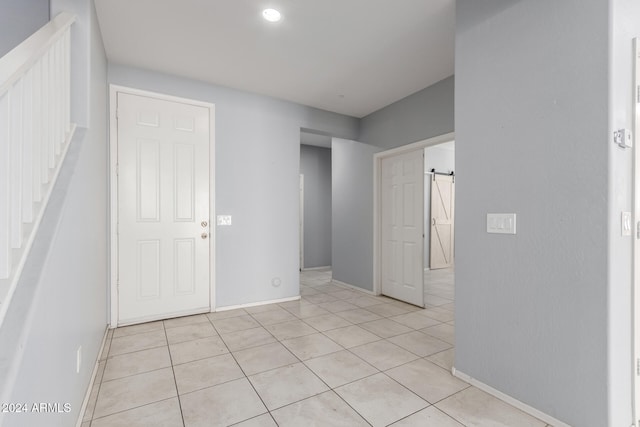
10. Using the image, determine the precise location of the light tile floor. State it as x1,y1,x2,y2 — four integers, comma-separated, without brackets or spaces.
82,268,551,426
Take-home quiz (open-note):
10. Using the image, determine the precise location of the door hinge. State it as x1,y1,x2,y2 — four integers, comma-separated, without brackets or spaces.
637,85,640,104
636,221,640,239
636,358,640,375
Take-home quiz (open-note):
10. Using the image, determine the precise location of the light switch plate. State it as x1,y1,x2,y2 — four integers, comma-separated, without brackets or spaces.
487,213,517,234
217,215,232,226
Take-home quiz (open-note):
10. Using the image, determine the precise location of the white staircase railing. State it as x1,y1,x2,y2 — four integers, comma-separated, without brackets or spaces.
0,13,76,321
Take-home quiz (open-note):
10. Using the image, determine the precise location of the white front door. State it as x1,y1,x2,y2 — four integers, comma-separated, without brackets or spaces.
117,92,211,325
381,149,424,307
430,174,455,269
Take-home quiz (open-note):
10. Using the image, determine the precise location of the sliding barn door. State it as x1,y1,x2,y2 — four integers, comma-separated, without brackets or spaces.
430,174,455,269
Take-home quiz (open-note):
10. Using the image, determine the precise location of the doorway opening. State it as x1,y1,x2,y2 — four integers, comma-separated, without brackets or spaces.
373,132,455,308
299,130,333,272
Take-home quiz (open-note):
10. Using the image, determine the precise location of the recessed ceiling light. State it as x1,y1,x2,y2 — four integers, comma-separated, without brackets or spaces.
262,8,281,23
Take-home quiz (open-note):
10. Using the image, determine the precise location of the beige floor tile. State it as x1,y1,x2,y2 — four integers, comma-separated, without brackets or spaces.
427,348,455,371
233,413,278,426
278,299,311,309
335,373,428,427
365,303,413,317
347,296,386,308
245,303,283,314
335,308,383,324
390,406,464,426
390,312,441,330
213,315,260,334
251,308,297,326
323,325,380,348
300,287,322,296
281,333,343,360
248,363,329,410
265,320,317,340
302,313,352,331
173,353,244,394
181,378,267,426
317,300,359,313
219,327,276,351
271,391,369,427
436,387,546,427
303,293,340,304
103,347,171,381
93,368,176,418
420,307,455,322
169,336,229,365
206,308,248,321
163,314,210,329
359,318,413,338
304,350,378,388
233,342,299,376
108,330,167,357
422,323,455,345
386,358,468,403
112,321,164,338
165,322,217,345
388,331,452,357
283,304,331,318
309,283,343,293
350,340,419,371
91,398,183,427
328,290,361,300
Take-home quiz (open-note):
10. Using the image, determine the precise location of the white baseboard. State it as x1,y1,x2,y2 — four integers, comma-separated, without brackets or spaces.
451,367,571,427
216,296,300,312
76,326,109,427
301,265,331,271
331,279,376,296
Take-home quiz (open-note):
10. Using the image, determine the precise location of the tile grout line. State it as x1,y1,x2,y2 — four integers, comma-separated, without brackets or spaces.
161,320,187,427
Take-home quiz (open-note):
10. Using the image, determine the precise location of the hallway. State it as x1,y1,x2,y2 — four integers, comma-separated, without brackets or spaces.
81,269,547,426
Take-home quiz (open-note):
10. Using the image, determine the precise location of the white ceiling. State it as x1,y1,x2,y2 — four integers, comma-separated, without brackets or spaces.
95,0,454,118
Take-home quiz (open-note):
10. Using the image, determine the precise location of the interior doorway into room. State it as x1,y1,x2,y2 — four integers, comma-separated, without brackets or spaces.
374,133,455,308
299,130,333,273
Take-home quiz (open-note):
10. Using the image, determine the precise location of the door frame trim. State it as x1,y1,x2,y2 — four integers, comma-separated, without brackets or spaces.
632,37,640,427
372,132,454,296
108,85,216,328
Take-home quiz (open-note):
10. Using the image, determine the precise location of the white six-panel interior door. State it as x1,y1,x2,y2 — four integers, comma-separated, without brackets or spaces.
380,149,425,307
116,91,212,325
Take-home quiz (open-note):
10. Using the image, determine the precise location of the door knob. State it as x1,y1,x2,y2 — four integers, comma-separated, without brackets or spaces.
201,233,208,239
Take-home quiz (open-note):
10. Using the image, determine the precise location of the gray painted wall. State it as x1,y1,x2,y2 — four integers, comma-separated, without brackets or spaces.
0,0,108,425
109,65,359,308
455,1,615,425
0,0,49,57
300,145,332,269
331,138,382,291
359,75,454,149
331,77,455,292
